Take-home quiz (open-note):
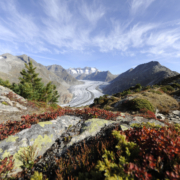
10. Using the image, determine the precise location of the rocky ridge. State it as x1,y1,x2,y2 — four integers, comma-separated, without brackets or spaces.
103,61,179,95
45,65,83,86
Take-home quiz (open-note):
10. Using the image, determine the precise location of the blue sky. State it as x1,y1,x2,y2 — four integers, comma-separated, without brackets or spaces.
0,0,180,74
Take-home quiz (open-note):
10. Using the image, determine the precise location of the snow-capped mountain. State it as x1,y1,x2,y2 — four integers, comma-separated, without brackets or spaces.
67,67,100,77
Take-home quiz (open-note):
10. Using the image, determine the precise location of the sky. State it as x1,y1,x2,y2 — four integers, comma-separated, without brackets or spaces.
0,0,180,74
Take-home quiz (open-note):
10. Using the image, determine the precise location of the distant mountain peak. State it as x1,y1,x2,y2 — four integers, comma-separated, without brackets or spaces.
67,67,100,77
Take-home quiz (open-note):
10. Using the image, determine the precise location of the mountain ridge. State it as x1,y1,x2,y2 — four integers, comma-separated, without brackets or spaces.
103,61,179,94
0,53,75,104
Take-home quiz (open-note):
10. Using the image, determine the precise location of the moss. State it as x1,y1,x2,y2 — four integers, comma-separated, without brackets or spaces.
37,121,52,127
67,125,72,130
130,122,162,129
123,98,155,112
1,101,8,105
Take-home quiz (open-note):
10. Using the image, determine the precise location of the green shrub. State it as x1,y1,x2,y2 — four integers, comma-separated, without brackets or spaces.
134,88,140,92
0,78,11,88
121,90,131,96
49,103,60,110
30,171,48,180
104,105,112,111
111,96,116,101
172,83,180,89
114,92,121,98
161,87,167,93
98,99,104,104
95,130,139,179
135,83,142,89
107,99,113,105
144,85,151,90
161,85,174,92
123,98,155,112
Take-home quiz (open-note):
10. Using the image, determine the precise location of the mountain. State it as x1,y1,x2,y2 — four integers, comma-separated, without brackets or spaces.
80,71,118,82
45,65,83,85
103,61,179,95
67,67,99,78
0,53,73,104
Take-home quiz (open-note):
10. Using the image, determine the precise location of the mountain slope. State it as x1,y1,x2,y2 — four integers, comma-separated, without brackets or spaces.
82,71,117,82
45,65,83,85
0,53,73,104
103,61,179,95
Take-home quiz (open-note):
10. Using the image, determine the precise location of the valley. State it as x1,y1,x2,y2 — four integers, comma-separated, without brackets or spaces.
59,80,109,107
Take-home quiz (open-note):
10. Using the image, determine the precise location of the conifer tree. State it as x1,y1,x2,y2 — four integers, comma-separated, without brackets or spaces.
19,60,43,100
17,60,60,103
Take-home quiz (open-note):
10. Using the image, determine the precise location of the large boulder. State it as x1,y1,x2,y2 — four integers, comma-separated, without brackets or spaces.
0,115,81,176
0,85,27,113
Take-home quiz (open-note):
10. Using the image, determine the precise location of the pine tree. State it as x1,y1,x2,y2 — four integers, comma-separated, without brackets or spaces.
17,60,60,103
19,60,43,100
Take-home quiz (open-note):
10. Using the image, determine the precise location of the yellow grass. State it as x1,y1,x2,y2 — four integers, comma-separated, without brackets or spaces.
132,89,179,111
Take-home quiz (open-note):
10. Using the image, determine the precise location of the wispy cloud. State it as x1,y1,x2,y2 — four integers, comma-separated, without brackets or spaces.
0,0,180,62
130,0,155,15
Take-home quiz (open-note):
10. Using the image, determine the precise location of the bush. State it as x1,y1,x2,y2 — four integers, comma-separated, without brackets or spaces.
107,99,113,105
134,88,140,92
135,83,142,89
98,99,104,104
114,92,121,98
161,85,174,93
123,98,155,112
143,85,151,90
121,90,131,96
94,98,98,105
149,90,162,95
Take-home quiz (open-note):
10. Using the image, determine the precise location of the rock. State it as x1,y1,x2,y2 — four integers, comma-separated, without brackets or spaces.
0,96,13,106
0,115,81,176
12,101,27,110
0,85,27,103
114,96,137,108
156,114,165,120
0,103,20,112
0,86,27,113
148,119,167,127
172,110,180,116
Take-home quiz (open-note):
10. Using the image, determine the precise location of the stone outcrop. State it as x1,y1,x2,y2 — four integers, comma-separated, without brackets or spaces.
0,115,81,176
0,85,27,113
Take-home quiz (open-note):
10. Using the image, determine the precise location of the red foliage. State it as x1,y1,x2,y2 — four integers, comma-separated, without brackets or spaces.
0,155,15,179
122,126,180,179
0,108,121,141
139,108,156,119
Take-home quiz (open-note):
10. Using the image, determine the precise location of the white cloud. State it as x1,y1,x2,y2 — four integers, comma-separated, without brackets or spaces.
130,0,155,15
79,1,105,25
0,0,180,61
